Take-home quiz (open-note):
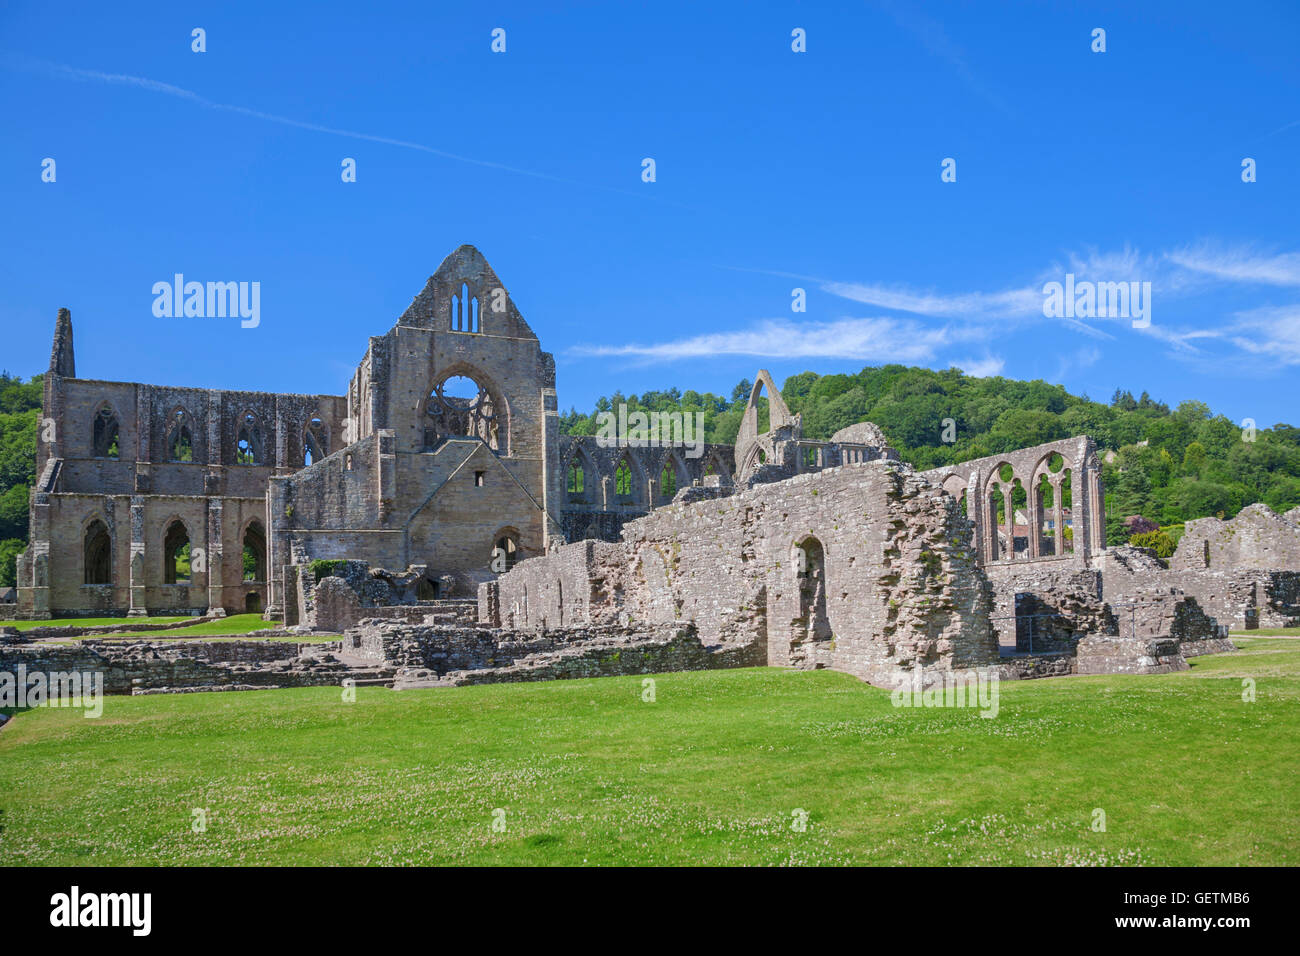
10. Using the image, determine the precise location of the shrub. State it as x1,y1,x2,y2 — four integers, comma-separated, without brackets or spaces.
1130,529,1177,559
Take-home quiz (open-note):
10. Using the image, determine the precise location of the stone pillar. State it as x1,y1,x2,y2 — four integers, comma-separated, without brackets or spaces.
1052,478,1065,560
266,477,287,621
206,498,226,617
967,474,984,564
1089,456,1106,555
1028,482,1041,559
539,370,563,547
1003,482,1016,562
128,495,148,616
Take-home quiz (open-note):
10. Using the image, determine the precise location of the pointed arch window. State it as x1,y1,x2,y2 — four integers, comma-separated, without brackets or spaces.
168,409,194,462
236,412,264,465
615,458,634,499
92,405,120,458
566,458,586,497
303,417,328,467
659,461,678,500
450,282,481,333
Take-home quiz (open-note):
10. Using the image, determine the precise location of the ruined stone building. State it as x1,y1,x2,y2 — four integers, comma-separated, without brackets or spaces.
15,246,729,621
13,244,1300,691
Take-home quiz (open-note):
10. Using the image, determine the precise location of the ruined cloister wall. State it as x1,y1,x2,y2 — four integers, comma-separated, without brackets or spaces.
487,460,1000,688
917,435,1105,568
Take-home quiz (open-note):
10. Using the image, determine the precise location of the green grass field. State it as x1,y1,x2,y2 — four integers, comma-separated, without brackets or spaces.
1,637,1296,866
93,614,286,640
7,616,195,631
8,613,283,639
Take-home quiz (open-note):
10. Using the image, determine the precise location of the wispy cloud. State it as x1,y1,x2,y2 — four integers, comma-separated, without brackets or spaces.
1165,243,1300,287
570,315,975,364
587,240,1300,371
1228,305,1300,365
1,56,678,204
821,281,1040,319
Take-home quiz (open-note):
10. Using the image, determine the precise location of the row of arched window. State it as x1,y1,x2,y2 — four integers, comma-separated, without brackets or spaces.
82,518,267,586
564,453,724,505
87,404,330,468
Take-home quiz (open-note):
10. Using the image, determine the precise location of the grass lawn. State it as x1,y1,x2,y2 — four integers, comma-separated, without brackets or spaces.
7,616,194,631
93,614,284,640
1230,627,1300,637
0,637,1296,866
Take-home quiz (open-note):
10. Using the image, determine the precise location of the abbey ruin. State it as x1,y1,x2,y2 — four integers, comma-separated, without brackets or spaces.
9,245,1300,692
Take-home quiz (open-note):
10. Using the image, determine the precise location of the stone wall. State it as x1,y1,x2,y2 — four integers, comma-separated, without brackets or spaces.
487,459,1000,688
1171,503,1300,572
0,639,350,696
340,617,765,688
981,564,1111,652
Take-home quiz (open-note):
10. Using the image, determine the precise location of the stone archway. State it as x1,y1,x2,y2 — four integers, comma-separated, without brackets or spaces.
792,536,831,661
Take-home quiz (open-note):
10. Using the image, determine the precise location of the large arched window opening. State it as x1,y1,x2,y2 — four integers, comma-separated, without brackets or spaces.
83,519,112,585
425,373,504,452
242,521,267,582
92,405,120,459
163,520,192,585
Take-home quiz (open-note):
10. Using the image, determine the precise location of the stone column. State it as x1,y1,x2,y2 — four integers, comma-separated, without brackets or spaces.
1089,457,1106,554
1028,481,1041,559
967,474,985,564
205,498,225,617
1003,482,1016,561
128,495,147,616
1052,477,1065,559
265,479,286,621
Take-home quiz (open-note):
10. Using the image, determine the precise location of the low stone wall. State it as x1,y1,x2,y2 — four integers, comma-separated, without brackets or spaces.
1103,561,1300,631
340,617,765,689
1076,635,1188,675
0,639,351,696
996,653,1076,680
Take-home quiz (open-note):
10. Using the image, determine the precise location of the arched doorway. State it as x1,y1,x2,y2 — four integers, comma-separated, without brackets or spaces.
793,536,831,649
83,519,112,585
163,520,191,585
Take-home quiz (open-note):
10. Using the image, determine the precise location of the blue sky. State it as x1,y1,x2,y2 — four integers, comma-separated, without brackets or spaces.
2,0,1299,427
